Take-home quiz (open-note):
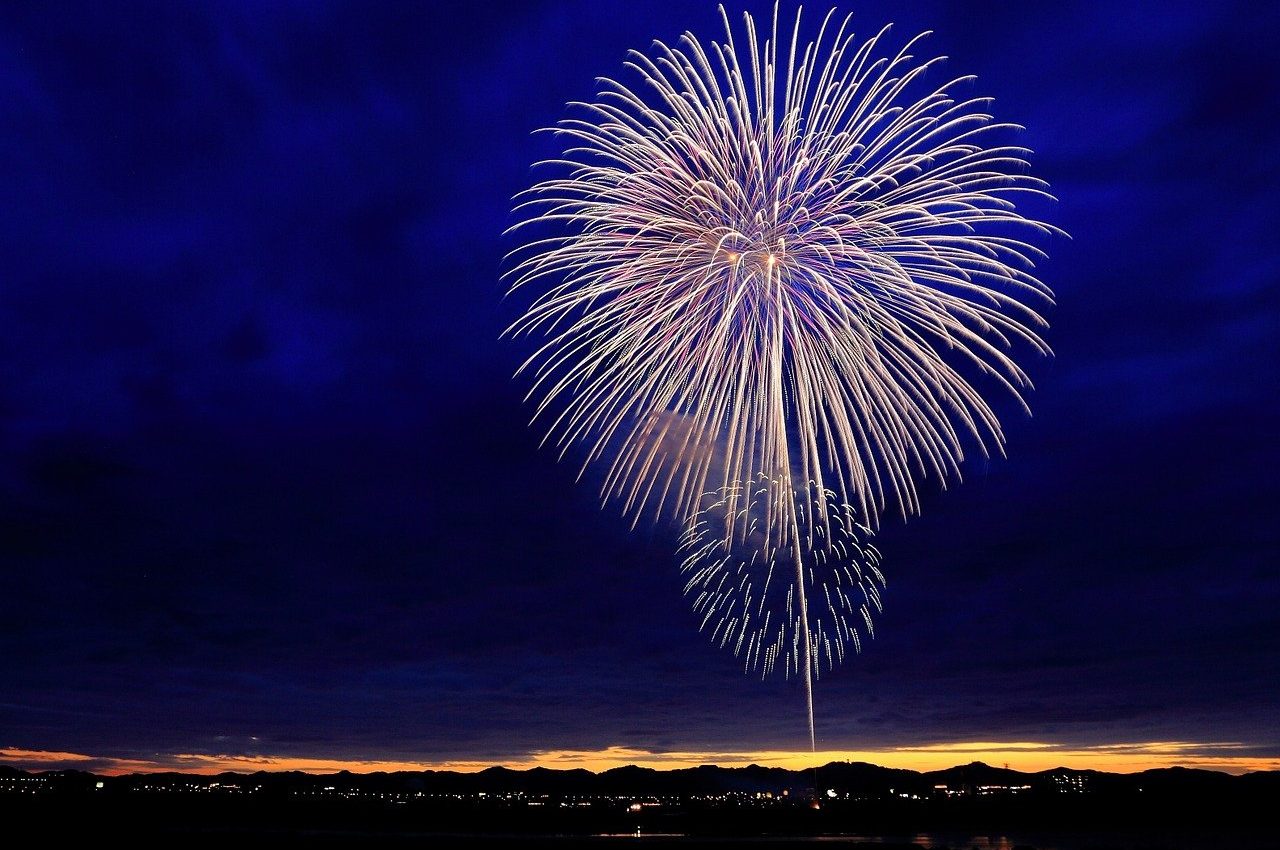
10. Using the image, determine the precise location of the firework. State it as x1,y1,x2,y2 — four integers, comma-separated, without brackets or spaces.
506,6,1056,545
504,5,1057,749
679,479,885,681
677,475,884,749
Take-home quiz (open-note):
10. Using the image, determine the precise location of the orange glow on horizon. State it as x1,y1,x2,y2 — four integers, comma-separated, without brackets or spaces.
3,741,1277,777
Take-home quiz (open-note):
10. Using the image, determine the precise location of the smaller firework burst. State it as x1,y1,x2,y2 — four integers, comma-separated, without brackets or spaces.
678,477,885,681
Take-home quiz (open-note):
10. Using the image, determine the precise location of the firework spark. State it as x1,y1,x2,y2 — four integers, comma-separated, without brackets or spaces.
679,478,885,678
504,5,1057,749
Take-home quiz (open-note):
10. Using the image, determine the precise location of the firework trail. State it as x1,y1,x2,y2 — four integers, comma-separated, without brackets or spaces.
504,5,1058,749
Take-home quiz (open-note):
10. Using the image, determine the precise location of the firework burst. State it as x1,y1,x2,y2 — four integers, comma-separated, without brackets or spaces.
679,478,885,682
506,5,1056,545
504,5,1058,748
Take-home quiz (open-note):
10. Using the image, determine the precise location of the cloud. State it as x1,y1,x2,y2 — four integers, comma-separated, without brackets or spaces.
0,748,161,774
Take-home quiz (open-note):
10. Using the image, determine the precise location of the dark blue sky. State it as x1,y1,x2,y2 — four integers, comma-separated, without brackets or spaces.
1,1,1277,770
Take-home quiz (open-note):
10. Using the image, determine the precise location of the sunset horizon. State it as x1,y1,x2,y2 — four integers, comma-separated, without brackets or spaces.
6,739,1277,777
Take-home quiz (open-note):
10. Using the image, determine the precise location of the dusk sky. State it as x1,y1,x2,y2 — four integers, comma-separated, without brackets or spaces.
1,1,1277,776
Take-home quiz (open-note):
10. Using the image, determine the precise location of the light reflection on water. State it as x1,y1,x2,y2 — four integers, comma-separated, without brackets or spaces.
595,834,1049,848
773,837,1040,849
593,832,1273,850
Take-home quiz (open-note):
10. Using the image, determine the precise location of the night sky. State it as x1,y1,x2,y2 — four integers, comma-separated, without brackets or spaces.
1,1,1278,773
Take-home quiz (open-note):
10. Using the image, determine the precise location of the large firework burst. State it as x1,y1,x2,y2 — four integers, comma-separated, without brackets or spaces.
506,6,1056,544
504,5,1058,747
